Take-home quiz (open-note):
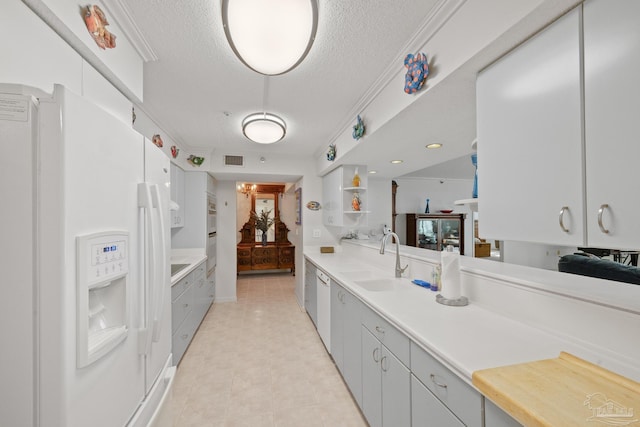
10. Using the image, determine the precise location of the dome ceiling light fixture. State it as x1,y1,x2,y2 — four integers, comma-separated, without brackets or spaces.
242,112,286,144
222,0,318,75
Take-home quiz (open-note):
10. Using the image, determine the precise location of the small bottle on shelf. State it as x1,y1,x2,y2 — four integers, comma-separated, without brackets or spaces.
352,192,361,211
352,168,360,187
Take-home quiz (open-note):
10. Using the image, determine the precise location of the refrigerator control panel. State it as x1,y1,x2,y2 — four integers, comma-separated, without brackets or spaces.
76,231,130,367
79,232,129,288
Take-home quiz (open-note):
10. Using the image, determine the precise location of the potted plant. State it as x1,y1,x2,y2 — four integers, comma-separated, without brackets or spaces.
251,209,274,246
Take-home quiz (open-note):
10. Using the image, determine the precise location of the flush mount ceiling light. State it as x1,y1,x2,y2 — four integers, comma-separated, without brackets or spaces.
242,113,286,144
222,0,318,75
426,143,443,149
390,160,404,164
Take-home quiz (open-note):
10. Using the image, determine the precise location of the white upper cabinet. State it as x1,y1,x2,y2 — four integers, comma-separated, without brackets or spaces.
478,1,640,250
583,0,640,250
477,7,584,246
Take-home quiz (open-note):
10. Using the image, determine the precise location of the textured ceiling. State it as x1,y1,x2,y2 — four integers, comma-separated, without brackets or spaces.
125,0,440,157
124,0,581,180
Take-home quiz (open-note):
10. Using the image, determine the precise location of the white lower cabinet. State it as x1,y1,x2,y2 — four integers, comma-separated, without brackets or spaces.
362,326,410,427
412,375,464,426
191,263,209,325
305,260,317,326
319,264,494,427
330,282,344,369
331,282,363,405
411,342,482,427
171,260,212,365
484,399,522,427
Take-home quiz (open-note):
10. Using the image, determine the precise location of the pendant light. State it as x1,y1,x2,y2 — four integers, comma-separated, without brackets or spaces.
222,0,318,75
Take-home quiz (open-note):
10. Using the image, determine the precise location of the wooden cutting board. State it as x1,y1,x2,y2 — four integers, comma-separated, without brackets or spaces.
472,352,640,427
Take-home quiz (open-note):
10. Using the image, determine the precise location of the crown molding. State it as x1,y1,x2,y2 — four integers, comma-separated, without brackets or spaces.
318,0,467,157
103,0,158,62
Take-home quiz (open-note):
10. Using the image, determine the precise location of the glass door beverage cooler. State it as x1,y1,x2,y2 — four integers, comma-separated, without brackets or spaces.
405,213,466,254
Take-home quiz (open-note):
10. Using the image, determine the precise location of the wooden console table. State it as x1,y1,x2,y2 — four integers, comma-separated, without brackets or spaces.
237,243,295,275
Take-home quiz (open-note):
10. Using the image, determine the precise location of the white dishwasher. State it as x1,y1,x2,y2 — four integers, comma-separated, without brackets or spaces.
316,269,331,351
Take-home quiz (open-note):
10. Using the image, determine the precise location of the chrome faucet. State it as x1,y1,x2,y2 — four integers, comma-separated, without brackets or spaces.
380,230,408,278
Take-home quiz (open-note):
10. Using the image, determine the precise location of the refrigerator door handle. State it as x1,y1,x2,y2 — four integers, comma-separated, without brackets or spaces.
138,183,156,355
150,184,167,343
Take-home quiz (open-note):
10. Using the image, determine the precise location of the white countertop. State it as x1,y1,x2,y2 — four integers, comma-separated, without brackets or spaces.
171,248,206,285
304,247,639,384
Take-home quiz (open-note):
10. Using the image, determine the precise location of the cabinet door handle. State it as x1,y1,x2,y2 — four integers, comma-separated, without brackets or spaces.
372,347,380,363
375,326,385,334
183,303,189,308
558,206,570,233
381,356,388,372
597,204,610,234
430,374,447,389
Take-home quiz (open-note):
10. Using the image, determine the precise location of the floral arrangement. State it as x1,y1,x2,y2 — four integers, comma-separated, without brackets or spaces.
251,209,274,233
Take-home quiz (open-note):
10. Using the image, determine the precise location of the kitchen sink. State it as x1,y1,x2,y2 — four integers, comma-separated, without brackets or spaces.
353,278,408,292
338,270,380,281
171,263,189,276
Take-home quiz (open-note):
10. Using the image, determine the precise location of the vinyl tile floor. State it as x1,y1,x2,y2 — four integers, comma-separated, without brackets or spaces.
172,273,368,427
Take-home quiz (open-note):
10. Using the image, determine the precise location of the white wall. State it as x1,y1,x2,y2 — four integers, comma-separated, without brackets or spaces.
395,177,474,213
26,0,145,100
367,177,393,236
215,180,238,302
211,154,336,307
236,191,253,243
502,241,577,271
0,2,82,94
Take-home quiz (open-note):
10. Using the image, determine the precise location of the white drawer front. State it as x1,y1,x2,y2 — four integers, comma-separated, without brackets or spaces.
171,282,193,334
361,305,410,367
411,342,482,427
171,273,192,301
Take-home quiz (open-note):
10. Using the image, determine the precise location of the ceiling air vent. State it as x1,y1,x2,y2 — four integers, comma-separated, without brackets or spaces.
224,155,244,166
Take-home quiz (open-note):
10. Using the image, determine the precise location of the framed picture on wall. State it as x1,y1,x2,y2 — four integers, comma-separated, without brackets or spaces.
295,187,302,225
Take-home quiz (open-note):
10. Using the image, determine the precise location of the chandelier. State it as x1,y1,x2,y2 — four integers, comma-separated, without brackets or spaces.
237,183,257,197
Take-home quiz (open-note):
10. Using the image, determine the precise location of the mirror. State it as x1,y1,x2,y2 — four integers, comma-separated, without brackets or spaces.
248,184,284,244
254,194,276,242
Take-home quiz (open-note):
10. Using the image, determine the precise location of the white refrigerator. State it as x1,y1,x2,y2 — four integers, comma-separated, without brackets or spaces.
0,84,175,427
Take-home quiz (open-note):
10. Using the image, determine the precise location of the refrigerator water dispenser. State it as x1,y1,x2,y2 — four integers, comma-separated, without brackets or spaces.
76,231,129,368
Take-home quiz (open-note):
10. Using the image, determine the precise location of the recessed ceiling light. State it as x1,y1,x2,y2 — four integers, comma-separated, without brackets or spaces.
368,170,377,174
390,160,403,164
426,143,443,149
